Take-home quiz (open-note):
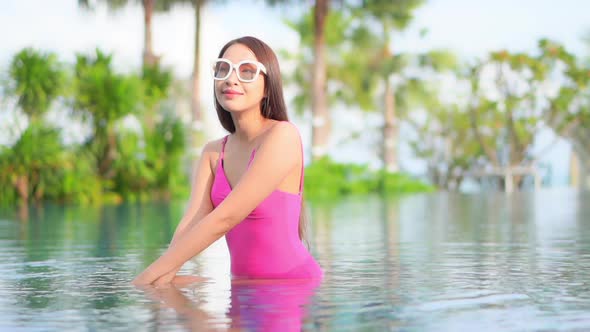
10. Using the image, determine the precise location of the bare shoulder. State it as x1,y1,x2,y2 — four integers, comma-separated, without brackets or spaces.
255,122,302,175
202,137,225,155
262,121,301,149
200,137,226,172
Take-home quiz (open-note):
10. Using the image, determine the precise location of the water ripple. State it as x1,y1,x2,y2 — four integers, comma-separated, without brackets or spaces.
0,191,589,331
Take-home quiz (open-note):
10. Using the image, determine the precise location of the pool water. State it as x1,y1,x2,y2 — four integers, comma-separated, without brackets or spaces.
1,189,589,331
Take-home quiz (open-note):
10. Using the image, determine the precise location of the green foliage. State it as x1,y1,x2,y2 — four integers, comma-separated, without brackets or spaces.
304,157,375,199
337,2,451,115
282,9,354,114
58,150,104,204
78,0,196,13
144,114,189,199
0,123,64,204
74,49,143,126
74,49,144,179
466,40,586,169
419,50,459,71
538,40,590,131
0,124,104,205
8,48,64,120
0,46,188,205
402,39,590,190
408,99,483,189
541,38,590,181
356,0,425,30
378,170,435,194
112,130,155,201
284,9,352,48
112,113,189,202
142,64,173,112
304,157,433,200
283,2,431,114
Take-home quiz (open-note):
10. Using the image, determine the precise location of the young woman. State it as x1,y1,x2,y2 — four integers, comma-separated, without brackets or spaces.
132,36,323,286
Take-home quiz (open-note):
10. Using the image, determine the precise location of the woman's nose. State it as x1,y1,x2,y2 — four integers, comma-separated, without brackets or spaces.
225,67,240,84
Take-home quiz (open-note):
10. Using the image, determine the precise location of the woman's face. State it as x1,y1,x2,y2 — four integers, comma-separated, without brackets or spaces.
214,43,266,115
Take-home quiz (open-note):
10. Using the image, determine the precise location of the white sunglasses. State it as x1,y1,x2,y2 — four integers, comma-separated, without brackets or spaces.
212,58,267,83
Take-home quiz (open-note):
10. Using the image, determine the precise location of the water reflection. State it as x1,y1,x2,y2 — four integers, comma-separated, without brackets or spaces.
0,190,589,331
305,190,590,330
138,278,321,331
228,278,321,331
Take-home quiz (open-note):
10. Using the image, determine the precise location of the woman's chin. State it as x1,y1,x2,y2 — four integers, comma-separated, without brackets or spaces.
222,106,249,114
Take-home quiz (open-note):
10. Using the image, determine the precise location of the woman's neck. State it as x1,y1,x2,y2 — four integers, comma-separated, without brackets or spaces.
231,110,274,143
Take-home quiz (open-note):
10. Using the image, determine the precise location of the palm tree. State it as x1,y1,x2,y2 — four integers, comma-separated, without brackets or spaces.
8,48,64,122
73,49,143,179
265,0,331,160
78,0,208,141
78,0,178,67
185,0,206,136
4,48,66,203
311,0,330,159
356,0,425,172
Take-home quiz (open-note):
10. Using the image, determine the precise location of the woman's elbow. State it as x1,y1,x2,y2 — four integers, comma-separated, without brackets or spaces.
206,205,246,235
215,213,242,235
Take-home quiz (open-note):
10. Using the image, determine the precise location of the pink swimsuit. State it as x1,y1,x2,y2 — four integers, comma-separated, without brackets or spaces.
210,127,323,280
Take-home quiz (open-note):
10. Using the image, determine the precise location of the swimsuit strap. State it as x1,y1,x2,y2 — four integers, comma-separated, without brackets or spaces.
220,135,229,161
246,149,256,168
220,126,304,194
298,131,304,194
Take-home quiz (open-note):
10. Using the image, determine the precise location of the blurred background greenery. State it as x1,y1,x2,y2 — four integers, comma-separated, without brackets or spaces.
1,0,589,207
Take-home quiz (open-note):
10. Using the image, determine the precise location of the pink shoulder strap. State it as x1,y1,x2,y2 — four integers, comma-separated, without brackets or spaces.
298,133,304,194
220,135,229,160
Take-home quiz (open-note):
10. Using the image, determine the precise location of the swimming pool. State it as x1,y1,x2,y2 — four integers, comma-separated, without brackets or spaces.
1,188,589,331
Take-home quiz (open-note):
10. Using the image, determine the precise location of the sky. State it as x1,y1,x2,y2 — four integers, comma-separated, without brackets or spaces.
1,0,588,77
1,0,588,185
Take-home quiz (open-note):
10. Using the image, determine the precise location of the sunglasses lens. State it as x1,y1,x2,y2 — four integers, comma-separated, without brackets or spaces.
238,62,258,81
213,61,230,79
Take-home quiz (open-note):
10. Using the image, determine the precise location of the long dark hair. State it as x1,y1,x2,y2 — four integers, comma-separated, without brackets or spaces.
213,36,308,245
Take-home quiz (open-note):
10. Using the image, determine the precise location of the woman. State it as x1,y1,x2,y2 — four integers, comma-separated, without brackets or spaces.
132,36,323,286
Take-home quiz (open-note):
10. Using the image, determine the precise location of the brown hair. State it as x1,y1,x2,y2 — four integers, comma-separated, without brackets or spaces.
214,36,308,245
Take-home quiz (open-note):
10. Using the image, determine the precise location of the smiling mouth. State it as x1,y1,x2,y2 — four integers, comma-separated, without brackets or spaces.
222,90,243,95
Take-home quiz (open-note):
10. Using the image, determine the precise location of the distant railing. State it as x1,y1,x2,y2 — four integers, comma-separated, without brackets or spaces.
466,166,540,193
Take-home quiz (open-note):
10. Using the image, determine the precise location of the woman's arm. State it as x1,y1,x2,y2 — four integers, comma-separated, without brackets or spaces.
132,122,301,285
133,140,218,285
167,140,218,247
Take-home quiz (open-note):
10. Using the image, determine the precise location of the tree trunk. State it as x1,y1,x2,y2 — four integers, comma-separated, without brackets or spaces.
571,143,590,189
14,175,29,203
311,0,330,160
142,0,158,67
97,126,118,179
582,158,590,190
188,0,205,155
191,0,203,132
382,78,398,172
